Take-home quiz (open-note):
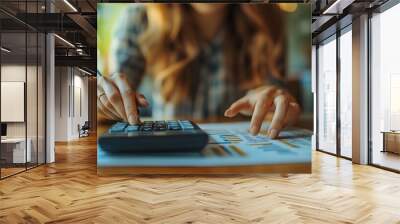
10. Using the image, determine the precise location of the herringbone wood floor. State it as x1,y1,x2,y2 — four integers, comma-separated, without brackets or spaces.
1,135,400,224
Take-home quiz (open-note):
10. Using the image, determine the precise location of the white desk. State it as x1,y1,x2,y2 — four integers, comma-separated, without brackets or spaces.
1,138,31,163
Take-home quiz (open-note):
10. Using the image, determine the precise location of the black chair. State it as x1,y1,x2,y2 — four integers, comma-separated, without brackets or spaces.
79,121,90,138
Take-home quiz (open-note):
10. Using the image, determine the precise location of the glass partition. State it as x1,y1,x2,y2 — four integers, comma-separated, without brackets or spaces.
1,30,28,178
0,1,46,179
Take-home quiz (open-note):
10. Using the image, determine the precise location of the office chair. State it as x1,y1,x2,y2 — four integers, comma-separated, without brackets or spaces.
79,121,90,138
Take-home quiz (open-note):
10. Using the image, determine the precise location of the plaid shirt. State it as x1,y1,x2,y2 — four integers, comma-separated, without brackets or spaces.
113,5,280,119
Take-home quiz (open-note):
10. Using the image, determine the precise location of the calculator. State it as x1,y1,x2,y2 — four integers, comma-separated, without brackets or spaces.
98,120,209,153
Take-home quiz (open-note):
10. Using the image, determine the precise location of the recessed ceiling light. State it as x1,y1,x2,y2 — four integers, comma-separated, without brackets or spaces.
1,47,11,53
63,0,78,12
54,34,75,48
322,0,353,15
78,67,93,76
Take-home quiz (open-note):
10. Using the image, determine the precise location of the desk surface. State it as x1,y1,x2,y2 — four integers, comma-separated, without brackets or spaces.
97,120,312,175
1,138,27,143
381,131,400,134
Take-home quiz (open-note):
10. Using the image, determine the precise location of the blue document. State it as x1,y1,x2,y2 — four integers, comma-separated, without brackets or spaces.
98,122,312,167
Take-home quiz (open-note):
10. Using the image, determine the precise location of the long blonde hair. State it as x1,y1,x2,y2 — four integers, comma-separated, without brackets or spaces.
138,4,285,103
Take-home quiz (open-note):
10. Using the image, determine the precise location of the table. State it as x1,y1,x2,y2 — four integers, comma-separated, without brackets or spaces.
382,131,400,154
97,120,312,175
1,138,32,164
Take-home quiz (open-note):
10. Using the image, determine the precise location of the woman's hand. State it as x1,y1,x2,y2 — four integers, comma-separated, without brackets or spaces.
97,72,149,124
224,86,300,138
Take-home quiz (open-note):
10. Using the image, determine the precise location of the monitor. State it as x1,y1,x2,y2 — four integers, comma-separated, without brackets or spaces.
1,123,7,137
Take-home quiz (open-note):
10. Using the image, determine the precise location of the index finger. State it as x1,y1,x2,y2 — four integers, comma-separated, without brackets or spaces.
224,97,252,117
113,74,139,125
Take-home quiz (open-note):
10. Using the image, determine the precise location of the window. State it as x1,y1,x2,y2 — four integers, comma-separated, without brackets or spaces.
371,2,400,171
339,28,352,158
317,36,337,154
316,26,353,159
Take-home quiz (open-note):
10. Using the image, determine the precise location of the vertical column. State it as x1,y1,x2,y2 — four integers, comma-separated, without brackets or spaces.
336,30,341,157
352,14,369,164
46,1,55,163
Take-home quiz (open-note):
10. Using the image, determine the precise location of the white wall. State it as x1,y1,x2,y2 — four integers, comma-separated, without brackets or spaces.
72,73,89,138
54,67,89,141
54,67,69,141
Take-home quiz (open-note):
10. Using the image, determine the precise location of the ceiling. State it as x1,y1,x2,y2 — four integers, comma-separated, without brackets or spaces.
1,0,97,72
0,0,392,72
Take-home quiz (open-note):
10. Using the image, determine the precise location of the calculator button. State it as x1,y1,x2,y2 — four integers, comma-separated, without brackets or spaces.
168,124,180,127
126,125,139,132
110,123,127,133
169,126,182,130
154,122,166,128
182,126,194,130
143,121,153,127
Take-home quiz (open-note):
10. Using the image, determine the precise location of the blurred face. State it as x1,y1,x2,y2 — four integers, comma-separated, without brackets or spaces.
190,3,228,15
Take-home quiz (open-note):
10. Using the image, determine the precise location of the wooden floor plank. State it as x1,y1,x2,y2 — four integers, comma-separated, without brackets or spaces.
0,135,399,224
